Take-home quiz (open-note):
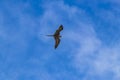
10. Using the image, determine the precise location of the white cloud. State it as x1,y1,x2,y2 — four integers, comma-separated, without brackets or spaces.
59,1,120,79
71,28,120,80
1,0,120,80
93,43,120,78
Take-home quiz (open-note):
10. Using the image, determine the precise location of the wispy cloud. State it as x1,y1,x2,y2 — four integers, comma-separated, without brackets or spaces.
0,0,120,80
61,0,120,80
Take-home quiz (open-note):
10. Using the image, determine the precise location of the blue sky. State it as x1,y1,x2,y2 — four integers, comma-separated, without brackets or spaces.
0,0,120,80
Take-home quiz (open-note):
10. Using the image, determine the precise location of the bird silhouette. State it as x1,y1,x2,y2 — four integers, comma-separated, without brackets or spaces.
46,25,63,49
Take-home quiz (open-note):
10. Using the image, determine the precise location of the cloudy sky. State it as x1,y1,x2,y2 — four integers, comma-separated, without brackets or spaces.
0,0,120,80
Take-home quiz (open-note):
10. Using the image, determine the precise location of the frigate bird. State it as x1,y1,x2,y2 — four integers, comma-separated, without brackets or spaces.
46,25,63,49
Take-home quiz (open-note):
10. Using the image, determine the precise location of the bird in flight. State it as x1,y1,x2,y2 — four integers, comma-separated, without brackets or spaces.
46,25,63,49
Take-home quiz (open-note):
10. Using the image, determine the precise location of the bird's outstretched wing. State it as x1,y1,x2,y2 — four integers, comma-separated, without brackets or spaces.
54,25,63,35
58,25,63,31
54,37,60,49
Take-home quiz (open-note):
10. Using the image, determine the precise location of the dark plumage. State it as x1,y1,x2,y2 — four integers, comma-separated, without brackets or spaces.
53,25,63,49
46,25,63,49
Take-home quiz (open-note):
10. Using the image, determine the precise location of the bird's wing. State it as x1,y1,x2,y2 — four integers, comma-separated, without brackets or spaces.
54,25,63,35
54,37,60,49
58,25,63,32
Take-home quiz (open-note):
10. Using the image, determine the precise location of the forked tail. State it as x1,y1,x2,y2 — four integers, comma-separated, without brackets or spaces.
40,34,53,37
46,35,54,37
